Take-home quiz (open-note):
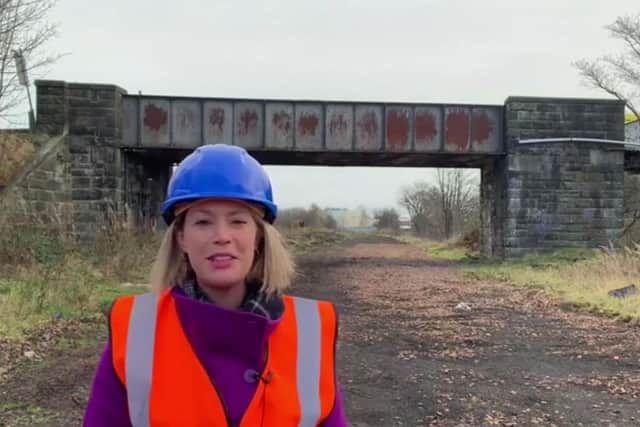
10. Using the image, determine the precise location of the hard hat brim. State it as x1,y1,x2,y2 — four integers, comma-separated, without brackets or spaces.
162,192,277,225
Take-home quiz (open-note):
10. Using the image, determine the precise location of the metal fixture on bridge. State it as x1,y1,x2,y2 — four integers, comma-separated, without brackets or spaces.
518,137,640,150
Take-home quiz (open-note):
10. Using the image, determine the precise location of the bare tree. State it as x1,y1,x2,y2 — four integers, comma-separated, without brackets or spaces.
400,169,479,239
0,0,59,124
435,169,477,239
399,181,435,237
573,12,640,123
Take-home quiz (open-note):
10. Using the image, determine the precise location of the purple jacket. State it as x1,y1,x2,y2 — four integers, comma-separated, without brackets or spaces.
83,287,348,426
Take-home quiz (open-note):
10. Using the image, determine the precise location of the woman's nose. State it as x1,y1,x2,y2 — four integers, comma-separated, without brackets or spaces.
211,222,231,244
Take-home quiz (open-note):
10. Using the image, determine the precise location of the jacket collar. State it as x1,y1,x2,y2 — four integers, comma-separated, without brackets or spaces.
170,286,282,368
180,279,284,320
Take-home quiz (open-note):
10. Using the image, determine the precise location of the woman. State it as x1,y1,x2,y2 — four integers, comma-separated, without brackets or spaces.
83,144,348,426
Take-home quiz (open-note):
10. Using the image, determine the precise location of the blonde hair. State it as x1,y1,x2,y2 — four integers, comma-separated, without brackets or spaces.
149,206,296,298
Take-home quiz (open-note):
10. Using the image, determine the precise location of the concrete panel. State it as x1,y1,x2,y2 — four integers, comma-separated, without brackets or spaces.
234,102,263,149
265,103,294,149
355,105,383,151
414,106,442,152
385,106,413,152
122,97,138,145
295,104,323,150
204,101,232,144
171,101,201,148
326,105,353,151
444,107,471,153
140,99,170,146
471,107,501,153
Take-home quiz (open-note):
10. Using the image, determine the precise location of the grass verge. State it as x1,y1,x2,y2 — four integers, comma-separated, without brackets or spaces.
0,220,154,339
398,233,640,323
281,227,350,255
463,246,640,323
396,234,480,262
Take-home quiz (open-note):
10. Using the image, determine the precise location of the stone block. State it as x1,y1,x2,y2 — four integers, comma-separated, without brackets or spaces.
37,103,66,115
37,85,65,96
537,104,560,113
71,189,101,200
72,177,91,187
68,96,115,109
508,102,537,112
566,104,586,113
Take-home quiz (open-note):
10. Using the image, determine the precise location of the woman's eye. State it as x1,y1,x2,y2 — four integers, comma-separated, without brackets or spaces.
194,219,210,225
232,219,248,225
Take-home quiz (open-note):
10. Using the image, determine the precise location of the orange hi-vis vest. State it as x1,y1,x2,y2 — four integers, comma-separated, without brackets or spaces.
109,290,338,427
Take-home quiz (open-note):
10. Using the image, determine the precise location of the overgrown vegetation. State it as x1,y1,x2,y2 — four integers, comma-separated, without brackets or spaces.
0,210,153,338
398,229,640,322
0,202,349,339
0,132,47,188
281,226,349,254
396,227,481,262
464,246,640,323
276,204,339,229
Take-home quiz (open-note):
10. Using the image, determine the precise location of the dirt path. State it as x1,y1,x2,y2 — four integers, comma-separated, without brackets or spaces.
2,236,640,426
294,237,640,426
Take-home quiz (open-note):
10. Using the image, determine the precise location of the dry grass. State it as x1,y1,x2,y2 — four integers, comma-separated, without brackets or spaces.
465,246,640,322
396,233,640,321
0,207,156,338
279,226,349,255
93,215,162,284
0,258,104,339
0,133,44,188
394,233,480,261
0,220,347,338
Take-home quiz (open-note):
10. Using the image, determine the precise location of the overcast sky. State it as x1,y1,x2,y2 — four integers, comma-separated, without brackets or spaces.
9,0,640,212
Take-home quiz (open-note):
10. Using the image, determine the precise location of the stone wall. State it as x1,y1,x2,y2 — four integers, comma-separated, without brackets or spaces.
4,134,72,231
503,97,625,256
35,80,127,240
35,81,67,136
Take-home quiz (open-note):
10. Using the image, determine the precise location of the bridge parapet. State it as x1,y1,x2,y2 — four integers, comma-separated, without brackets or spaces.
121,95,504,155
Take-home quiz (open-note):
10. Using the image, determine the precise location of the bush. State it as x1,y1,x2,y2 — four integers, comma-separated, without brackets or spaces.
373,208,400,230
456,227,480,251
277,205,338,230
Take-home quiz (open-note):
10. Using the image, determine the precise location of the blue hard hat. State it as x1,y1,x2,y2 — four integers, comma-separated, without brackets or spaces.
161,144,277,225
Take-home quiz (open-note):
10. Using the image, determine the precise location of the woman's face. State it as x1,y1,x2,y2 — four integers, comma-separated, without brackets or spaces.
177,199,260,292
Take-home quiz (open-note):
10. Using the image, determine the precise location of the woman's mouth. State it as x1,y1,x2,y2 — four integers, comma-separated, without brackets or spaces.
207,254,234,269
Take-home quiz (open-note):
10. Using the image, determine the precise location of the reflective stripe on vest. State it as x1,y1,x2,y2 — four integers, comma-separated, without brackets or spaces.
122,292,332,427
125,292,159,427
293,297,322,427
